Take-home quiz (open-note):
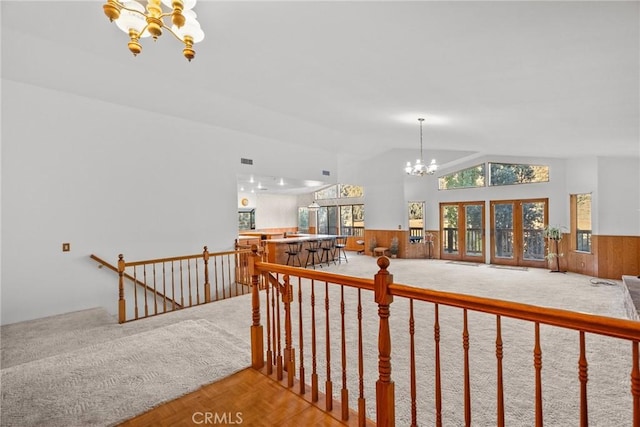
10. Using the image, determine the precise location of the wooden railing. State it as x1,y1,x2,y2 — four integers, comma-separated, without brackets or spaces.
114,246,254,323
246,248,640,426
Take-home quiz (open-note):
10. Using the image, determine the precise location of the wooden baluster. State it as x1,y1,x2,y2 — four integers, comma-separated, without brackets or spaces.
578,331,588,427
534,322,543,427
375,257,394,427
298,277,306,395
203,246,210,303
214,257,220,302
117,254,126,323
434,303,442,427
162,262,167,313
325,281,333,411
271,276,277,374
311,279,319,402
276,274,283,381
463,309,471,426
409,299,417,427
632,341,640,427
152,263,158,315
249,245,263,369
233,253,239,297
187,259,193,307
357,288,366,427
496,315,505,427
283,275,295,388
133,266,139,319
265,273,272,375
341,285,349,421
228,254,234,297
179,260,184,307
195,257,200,305
171,261,176,311
143,265,149,317
222,255,227,299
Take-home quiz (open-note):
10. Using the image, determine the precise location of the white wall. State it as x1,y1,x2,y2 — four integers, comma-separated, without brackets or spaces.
1,80,337,325
255,194,299,229
596,157,640,235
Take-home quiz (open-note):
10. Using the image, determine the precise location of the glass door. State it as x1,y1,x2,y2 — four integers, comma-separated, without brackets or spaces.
490,199,548,267
440,202,485,262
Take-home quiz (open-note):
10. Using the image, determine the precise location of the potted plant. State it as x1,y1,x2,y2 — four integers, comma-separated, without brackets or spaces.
389,236,399,258
544,225,566,273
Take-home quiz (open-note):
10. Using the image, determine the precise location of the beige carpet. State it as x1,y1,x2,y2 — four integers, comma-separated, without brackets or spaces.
1,255,636,426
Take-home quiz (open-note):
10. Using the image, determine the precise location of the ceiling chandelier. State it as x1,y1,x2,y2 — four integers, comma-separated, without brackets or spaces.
102,0,204,61
405,117,438,176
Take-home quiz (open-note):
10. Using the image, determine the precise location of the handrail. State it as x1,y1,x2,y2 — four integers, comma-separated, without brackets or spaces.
90,254,183,309
389,282,640,341
123,249,249,267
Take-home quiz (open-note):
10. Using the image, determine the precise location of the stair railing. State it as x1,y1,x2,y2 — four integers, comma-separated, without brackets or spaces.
247,246,640,427
113,246,254,323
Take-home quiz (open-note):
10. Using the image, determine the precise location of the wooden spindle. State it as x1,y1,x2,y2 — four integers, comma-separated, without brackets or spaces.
358,288,366,427
265,273,272,375
195,256,200,305
228,254,233,297
133,266,139,319
463,309,471,427
152,263,158,314
171,261,176,311
283,275,295,388
117,254,126,323
325,281,333,412
534,322,543,427
187,260,192,307
143,265,149,317
632,341,640,427
298,277,306,395
162,262,167,313
203,246,210,303
271,276,277,374
578,331,588,426
375,257,394,427
434,303,442,427
249,245,263,369
214,257,220,301
496,315,505,427
179,260,185,307
311,279,319,402
409,299,417,427
341,285,349,421
275,275,283,381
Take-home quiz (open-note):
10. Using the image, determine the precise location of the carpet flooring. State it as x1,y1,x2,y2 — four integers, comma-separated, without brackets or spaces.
1,255,637,426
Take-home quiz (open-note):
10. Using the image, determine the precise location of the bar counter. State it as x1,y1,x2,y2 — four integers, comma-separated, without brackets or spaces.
265,234,338,266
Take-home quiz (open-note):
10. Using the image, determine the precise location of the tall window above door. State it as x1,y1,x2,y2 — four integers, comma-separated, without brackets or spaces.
571,193,592,253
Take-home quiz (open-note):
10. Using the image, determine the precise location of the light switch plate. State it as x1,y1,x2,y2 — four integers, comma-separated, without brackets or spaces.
62,243,70,252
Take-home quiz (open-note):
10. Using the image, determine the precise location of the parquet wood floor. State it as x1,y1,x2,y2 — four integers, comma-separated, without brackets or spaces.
118,368,365,426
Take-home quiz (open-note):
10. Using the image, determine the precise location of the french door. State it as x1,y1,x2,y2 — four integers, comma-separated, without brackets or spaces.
440,201,485,263
490,198,548,267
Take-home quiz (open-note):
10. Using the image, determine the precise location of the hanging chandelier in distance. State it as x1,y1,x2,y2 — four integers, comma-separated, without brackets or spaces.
405,117,438,176
102,0,204,61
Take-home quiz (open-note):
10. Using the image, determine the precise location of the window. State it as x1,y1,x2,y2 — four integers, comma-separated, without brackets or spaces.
339,184,364,198
489,163,549,186
318,206,339,235
408,202,424,243
298,207,309,233
340,204,365,237
438,164,486,190
316,184,364,200
571,193,592,252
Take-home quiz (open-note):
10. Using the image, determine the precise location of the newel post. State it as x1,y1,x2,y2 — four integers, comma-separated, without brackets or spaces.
117,254,126,324
249,245,265,369
375,256,395,427
203,246,211,303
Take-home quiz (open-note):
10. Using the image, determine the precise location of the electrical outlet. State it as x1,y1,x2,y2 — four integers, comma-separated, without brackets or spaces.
62,243,70,252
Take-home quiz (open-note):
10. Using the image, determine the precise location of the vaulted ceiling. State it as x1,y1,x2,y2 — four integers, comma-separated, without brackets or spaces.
2,1,639,166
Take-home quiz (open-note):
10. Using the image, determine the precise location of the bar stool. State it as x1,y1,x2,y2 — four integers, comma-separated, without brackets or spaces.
305,240,322,269
285,241,303,267
334,236,348,263
320,237,337,266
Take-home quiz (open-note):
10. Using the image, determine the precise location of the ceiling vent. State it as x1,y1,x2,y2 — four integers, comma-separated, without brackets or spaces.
322,170,331,176
240,158,253,165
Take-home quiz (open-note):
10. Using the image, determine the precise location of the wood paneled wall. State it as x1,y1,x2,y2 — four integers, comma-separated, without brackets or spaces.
560,234,639,279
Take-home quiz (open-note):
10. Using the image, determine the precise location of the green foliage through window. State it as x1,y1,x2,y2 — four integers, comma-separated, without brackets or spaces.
489,163,549,186
316,184,363,200
438,164,485,190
